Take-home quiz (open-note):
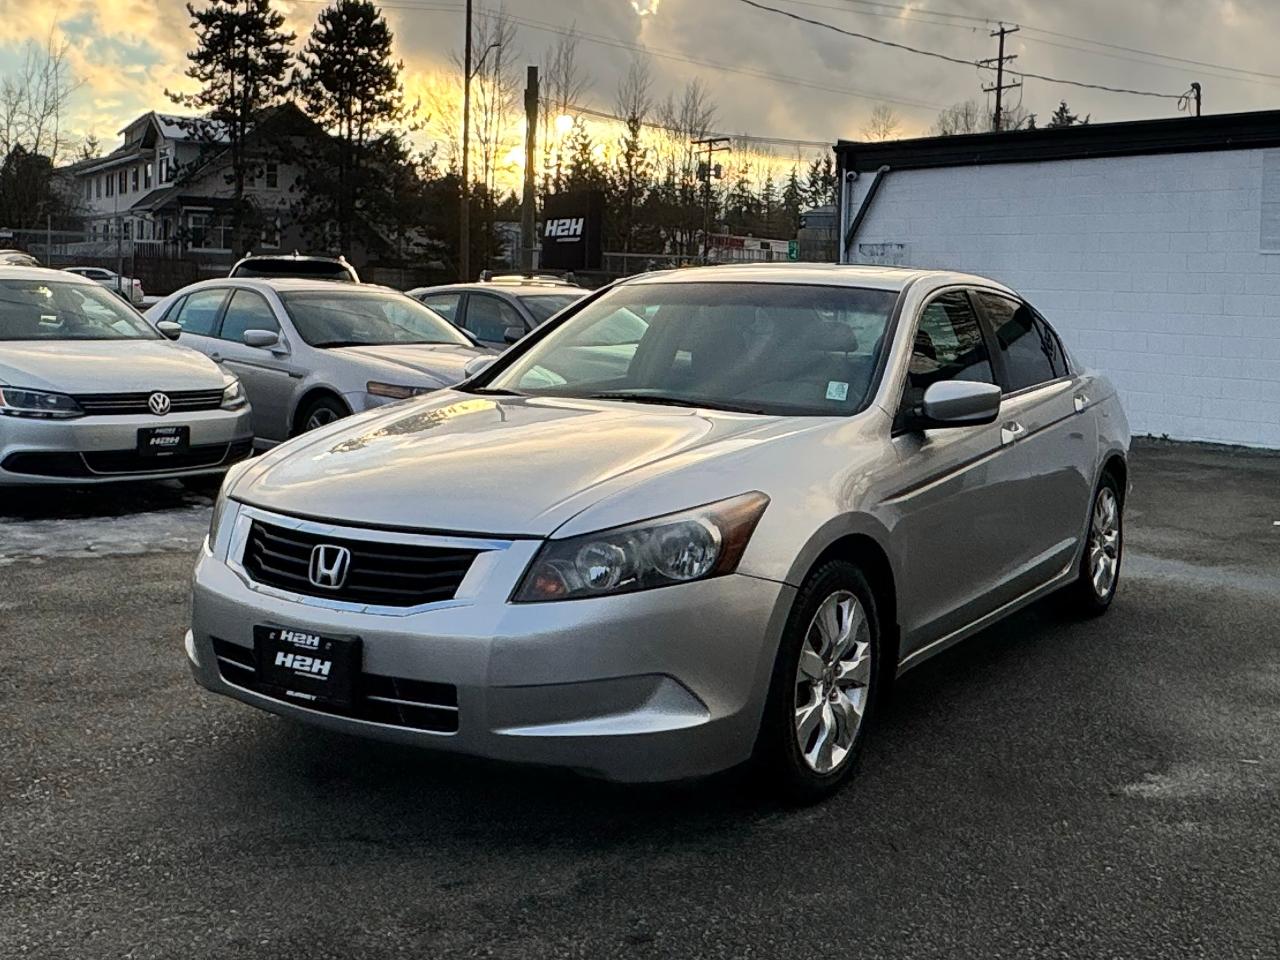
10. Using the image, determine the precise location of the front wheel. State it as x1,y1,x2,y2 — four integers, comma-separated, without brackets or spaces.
753,560,881,803
1066,473,1123,616
297,395,348,434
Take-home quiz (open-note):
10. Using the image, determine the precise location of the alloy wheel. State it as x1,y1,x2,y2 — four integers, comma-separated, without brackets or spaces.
305,407,341,431
1088,486,1121,599
793,590,872,775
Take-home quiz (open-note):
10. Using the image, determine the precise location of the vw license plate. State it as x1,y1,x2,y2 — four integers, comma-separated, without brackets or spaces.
255,625,361,708
137,425,189,457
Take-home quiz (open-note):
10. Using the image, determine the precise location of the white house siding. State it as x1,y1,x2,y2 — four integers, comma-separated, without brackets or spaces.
845,148,1280,449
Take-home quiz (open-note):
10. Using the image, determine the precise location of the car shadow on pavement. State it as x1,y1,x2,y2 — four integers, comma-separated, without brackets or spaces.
0,479,213,521
183,594,1087,853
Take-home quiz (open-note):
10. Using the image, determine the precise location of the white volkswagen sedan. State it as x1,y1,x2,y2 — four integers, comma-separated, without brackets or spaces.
0,268,252,485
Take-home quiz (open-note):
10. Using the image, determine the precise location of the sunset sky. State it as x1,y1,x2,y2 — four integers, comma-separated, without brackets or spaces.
5,0,1279,171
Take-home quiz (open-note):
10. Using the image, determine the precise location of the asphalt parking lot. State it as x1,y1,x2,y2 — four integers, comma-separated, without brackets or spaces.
3,439,1279,959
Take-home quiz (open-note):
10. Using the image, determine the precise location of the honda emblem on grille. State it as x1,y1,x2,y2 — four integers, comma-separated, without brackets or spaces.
148,392,171,415
308,544,351,590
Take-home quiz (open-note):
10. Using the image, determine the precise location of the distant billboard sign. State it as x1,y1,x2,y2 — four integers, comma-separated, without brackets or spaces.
540,191,603,271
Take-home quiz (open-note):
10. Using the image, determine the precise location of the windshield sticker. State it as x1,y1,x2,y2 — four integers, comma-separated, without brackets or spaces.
826,381,849,402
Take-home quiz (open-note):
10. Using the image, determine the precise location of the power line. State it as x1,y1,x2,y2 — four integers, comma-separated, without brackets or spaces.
732,0,1190,100
549,99,833,150
351,0,948,113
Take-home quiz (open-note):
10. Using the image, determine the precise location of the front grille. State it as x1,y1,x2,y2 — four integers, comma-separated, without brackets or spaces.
74,389,225,416
242,520,478,608
2,438,252,478
210,637,459,733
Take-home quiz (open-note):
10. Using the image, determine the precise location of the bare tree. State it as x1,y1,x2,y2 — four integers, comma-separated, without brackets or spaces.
655,79,717,256
0,35,80,164
861,103,900,142
932,99,987,136
613,55,653,253
541,24,589,195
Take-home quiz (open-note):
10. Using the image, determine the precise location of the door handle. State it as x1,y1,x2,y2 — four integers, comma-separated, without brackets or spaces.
209,351,223,362
1001,421,1025,445
1074,393,1089,413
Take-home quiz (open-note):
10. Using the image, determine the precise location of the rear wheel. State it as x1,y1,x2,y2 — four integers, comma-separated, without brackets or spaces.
754,560,880,803
1067,472,1123,616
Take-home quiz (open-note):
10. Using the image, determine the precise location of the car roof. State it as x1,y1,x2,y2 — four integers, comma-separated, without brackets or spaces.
169,277,405,296
0,265,99,286
235,253,349,264
622,262,1016,295
409,281,584,296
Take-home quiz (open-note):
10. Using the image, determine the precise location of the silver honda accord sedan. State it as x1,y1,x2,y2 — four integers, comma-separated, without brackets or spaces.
186,264,1129,799
0,267,252,485
145,279,495,446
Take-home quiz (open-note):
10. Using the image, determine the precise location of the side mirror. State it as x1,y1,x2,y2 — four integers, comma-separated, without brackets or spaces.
243,329,280,349
915,380,1002,429
463,356,497,379
156,320,182,341
502,325,525,345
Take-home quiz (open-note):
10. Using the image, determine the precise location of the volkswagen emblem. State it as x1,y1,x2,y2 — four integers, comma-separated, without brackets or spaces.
308,544,352,590
148,392,172,416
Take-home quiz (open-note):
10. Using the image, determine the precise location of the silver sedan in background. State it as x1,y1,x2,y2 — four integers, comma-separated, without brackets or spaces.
145,279,496,445
0,267,251,485
187,264,1129,800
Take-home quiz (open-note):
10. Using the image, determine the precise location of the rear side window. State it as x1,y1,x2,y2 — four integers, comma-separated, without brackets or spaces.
975,292,1067,392
417,292,461,322
900,290,995,414
466,293,523,341
172,289,226,335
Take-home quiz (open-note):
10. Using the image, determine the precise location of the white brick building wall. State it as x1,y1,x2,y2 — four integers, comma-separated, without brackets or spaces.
844,148,1280,448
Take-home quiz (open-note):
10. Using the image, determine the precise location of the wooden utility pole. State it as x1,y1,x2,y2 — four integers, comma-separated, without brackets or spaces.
521,65,538,275
693,136,730,262
980,23,1021,131
459,0,473,281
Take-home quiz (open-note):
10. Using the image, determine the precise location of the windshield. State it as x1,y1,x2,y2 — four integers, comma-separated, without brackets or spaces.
482,282,898,416
233,260,354,281
279,290,473,348
0,279,158,341
522,293,582,324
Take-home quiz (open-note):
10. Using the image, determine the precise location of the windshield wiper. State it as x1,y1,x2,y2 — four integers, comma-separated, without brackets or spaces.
466,386,525,397
582,392,767,415
309,339,367,348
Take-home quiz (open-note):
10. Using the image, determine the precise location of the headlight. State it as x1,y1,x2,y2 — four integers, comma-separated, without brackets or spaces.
220,377,248,410
367,380,434,399
0,387,84,419
513,492,770,603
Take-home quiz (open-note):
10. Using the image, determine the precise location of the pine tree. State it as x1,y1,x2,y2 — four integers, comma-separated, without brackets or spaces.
759,172,777,237
781,165,804,235
563,120,604,193
296,0,411,252
612,56,652,254
169,0,294,256
1046,100,1089,128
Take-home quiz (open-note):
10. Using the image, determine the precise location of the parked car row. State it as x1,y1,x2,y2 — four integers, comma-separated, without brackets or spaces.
0,257,1130,799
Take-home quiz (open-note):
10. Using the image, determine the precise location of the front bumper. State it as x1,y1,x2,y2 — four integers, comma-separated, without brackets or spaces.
0,407,254,485
187,520,795,782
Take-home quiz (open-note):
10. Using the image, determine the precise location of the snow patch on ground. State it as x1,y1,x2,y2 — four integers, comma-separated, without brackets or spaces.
0,505,211,564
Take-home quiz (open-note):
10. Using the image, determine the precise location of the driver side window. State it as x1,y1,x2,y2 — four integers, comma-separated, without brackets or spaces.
899,290,995,417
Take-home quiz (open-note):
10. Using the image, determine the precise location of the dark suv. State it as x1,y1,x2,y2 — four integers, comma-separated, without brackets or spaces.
229,253,359,283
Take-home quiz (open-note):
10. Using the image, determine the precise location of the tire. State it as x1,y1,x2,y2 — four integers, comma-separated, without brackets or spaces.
296,395,348,435
1066,471,1124,616
753,559,881,803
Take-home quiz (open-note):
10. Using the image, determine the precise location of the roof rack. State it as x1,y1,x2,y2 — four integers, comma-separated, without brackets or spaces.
477,270,579,287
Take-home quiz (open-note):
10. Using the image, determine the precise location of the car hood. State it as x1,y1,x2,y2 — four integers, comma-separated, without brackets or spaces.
331,343,494,386
0,339,227,393
231,391,801,537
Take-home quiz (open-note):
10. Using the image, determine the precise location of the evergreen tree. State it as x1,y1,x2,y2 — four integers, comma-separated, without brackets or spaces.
1046,100,1089,128
169,0,294,256
759,172,777,237
611,56,652,254
296,0,412,253
781,165,805,235
563,120,604,193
